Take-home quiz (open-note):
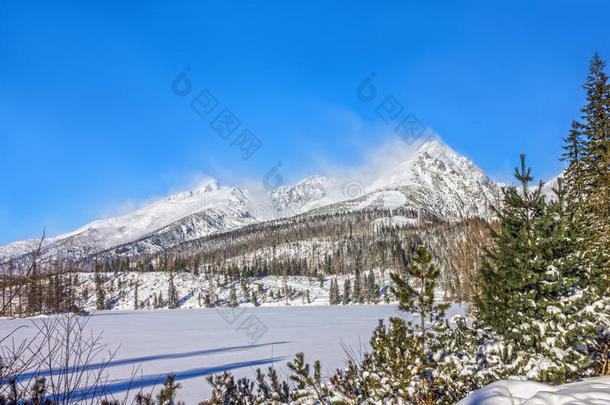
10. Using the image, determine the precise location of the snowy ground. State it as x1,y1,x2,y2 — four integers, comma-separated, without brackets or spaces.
75,271,409,311
0,304,465,403
458,376,610,405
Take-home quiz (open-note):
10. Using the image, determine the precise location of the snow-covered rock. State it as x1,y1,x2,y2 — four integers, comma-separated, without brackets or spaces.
457,376,610,405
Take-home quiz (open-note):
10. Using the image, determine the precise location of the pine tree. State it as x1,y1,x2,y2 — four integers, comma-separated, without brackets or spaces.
133,280,139,310
95,271,105,310
391,245,450,358
157,374,182,404
228,285,238,307
81,287,89,303
367,271,379,303
328,279,339,305
561,54,610,287
358,245,450,401
240,277,249,297
535,178,604,380
251,290,260,307
477,156,606,381
579,54,610,212
204,292,213,308
476,155,545,336
561,121,585,200
342,278,351,304
168,273,179,309
26,265,42,314
353,268,362,304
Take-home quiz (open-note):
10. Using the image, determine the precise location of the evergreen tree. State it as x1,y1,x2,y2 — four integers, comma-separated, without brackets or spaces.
561,121,585,200
204,292,213,308
26,265,42,314
476,155,545,336
353,268,362,304
240,277,249,297
561,54,610,287
81,287,89,304
342,278,351,304
355,245,450,401
168,273,179,309
94,271,105,310
579,54,610,217
328,279,338,305
391,245,450,358
477,156,606,381
367,271,379,303
157,374,182,404
251,290,260,307
228,285,238,307
133,280,139,310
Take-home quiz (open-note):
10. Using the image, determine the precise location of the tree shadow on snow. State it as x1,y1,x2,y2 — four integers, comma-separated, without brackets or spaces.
11,341,290,382
75,356,289,401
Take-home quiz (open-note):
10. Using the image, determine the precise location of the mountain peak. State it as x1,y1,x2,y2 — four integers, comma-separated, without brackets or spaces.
195,179,220,194
416,137,456,161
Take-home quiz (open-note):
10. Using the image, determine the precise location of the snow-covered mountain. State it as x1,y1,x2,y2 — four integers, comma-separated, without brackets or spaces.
366,139,501,220
0,180,258,262
0,138,553,263
269,139,501,222
269,175,340,217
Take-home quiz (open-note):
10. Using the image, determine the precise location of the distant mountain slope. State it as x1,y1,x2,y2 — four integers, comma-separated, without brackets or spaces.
0,138,557,264
368,139,501,220
0,180,257,262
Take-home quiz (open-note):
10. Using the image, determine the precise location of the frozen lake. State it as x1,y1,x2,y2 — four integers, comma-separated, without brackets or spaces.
0,304,465,403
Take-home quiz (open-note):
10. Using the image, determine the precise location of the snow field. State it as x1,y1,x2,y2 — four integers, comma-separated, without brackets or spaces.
0,304,464,403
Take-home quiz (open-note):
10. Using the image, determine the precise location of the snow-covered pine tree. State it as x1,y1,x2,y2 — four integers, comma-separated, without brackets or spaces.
476,155,606,381
81,286,89,304
367,271,379,303
157,374,182,405
342,278,351,304
204,292,213,308
133,280,139,310
329,279,339,305
94,271,105,310
168,272,179,309
476,155,545,340
391,245,450,360
357,245,450,401
353,268,362,304
251,290,260,307
228,284,238,307
533,178,605,380
578,54,610,234
561,54,610,293
240,277,248,297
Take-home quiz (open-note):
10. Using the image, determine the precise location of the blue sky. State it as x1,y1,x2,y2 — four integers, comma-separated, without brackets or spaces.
1,1,609,244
